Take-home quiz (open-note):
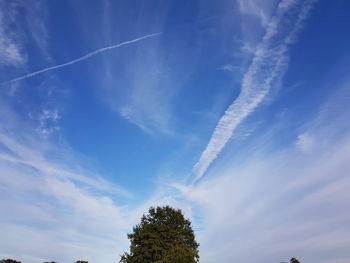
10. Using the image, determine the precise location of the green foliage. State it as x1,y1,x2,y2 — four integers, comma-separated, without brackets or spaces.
280,257,301,263
120,206,199,263
0,259,21,263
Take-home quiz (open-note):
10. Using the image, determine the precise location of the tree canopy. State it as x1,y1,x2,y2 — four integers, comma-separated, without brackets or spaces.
280,257,301,263
120,206,199,263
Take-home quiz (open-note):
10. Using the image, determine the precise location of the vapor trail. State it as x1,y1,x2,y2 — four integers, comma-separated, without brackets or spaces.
191,0,317,184
2,32,161,84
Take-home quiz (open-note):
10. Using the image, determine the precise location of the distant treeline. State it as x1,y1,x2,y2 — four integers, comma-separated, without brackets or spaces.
0,258,300,263
0,260,89,263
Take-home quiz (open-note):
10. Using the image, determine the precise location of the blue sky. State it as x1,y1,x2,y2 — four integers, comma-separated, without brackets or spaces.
1,0,350,263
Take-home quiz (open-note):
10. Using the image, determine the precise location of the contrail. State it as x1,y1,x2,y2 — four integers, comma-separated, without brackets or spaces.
191,0,317,184
2,32,161,85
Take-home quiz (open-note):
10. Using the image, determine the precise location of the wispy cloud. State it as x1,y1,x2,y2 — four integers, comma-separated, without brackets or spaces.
0,102,134,262
237,0,279,28
0,0,52,73
0,99,197,263
2,80,349,263
0,131,131,198
217,64,241,72
0,4,27,67
178,82,350,263
100,32,184,135
2,33,161,85
23,0,51,60
33,108,60,135
192,0,317,183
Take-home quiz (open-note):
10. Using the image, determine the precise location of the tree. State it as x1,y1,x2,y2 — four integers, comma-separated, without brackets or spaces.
290,258,300,263
280,257,301,263
120,206,199,263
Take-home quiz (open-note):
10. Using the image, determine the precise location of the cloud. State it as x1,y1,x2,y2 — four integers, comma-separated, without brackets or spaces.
34,108,60,135
100,35,181,135
0,0,51,72
1,2,348,263
237,0,280,27
0,86,200,263
2,79,349,263
0,4,26,67
0,103,135,262
0,172,130,263
295,132,316,152
1,13,157,259
192,0,317,183
2,33,161,85
0,131,131,197
217,64,240,72
1,67,349,263
98,1,212,135
0,84,202,263
177,82,350,263
23,0,50,57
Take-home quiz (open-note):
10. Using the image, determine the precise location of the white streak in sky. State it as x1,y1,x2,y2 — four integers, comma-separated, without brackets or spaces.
192,0,317,184
2,33,161,84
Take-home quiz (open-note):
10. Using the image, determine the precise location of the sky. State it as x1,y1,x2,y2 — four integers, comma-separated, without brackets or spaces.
0,0,350,263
